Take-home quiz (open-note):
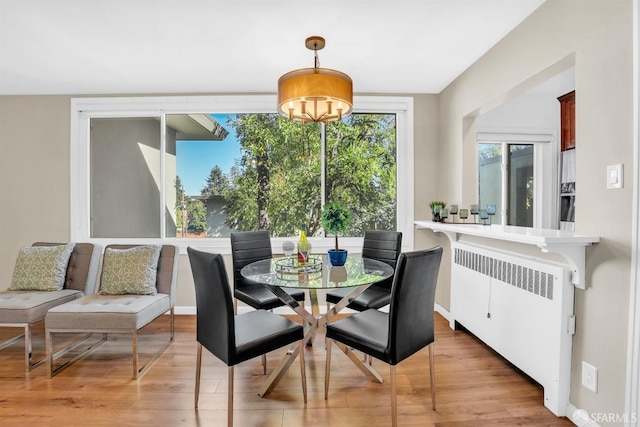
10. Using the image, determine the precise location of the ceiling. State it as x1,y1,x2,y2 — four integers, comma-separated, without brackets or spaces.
0,0,546,96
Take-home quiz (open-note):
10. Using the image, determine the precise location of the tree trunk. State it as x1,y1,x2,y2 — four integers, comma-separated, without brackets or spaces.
257,155,270,230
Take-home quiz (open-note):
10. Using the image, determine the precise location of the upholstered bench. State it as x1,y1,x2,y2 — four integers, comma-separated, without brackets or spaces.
45,244,179,379
0,242,100,370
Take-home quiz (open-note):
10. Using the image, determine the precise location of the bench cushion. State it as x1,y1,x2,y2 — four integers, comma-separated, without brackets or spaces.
46,293,171,332
0,289,83,324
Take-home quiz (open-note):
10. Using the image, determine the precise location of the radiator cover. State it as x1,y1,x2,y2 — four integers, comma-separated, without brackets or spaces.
450,241,574,416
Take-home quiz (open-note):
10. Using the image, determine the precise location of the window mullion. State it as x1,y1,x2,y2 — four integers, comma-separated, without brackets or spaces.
321,122,326,237
501,142,509,225
160,114,167,239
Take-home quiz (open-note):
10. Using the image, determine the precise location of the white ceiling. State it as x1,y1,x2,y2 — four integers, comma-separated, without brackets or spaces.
0,0,546,96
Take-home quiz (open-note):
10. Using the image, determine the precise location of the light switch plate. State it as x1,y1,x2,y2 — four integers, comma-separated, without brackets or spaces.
607,164,623,189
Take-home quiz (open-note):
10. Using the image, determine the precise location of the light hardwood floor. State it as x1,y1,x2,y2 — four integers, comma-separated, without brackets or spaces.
0,313,573,426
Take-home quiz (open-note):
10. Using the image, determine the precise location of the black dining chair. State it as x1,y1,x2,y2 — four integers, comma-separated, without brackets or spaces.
188,247,307,427
231,231,306,313
230,231,306,373
325,230,402,312
324,246,443,427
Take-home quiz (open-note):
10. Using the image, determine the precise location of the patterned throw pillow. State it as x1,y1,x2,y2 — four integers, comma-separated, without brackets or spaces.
9,243,76,291
99,245,161,295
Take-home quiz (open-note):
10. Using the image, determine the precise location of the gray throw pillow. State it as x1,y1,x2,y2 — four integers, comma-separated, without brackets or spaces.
99,245,161,295
9,243,76,291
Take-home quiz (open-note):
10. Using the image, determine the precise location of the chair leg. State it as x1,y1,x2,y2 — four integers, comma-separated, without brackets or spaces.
170,307,175,341
429,343,436,410
45,330,107,378
195,343,202,408
390,364,397,427
262,354,267,375
133,330,139,379
299,341,307,404
24,324,31,371
0,324,37,371
45,329,53,378
362,353,372,365
133,310,175,379
228,366,234,427
324,338,332,400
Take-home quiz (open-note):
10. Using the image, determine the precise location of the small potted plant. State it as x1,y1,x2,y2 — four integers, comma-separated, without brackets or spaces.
430,201,446,222
321,202,353,266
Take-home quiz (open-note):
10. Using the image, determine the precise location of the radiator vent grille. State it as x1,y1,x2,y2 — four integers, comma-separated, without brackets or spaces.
454,248,554,300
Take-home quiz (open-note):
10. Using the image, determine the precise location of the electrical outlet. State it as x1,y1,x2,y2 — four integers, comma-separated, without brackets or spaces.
582,361,598,392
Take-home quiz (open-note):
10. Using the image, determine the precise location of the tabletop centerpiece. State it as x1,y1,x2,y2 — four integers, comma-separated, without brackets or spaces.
321,201,353,266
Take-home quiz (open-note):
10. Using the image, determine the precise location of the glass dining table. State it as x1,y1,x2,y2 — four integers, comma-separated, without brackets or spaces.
241,255,394,397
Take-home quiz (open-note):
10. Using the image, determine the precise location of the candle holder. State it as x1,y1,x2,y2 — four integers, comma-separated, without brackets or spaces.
459,208,469,223
486,204,497,225
282,240,295,265
440,208,449,223
470,204,479,224
479,208,489,225
449,204,458,223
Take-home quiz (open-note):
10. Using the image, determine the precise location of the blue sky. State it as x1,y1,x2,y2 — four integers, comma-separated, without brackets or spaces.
176,114,241,195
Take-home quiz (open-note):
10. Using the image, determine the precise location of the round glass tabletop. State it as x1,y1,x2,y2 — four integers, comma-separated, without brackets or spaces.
240,255,394,289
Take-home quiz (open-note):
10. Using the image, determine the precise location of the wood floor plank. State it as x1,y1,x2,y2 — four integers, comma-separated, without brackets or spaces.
0,313,573,426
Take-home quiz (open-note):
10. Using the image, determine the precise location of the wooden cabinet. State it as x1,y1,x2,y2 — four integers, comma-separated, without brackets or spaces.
558,91,575,151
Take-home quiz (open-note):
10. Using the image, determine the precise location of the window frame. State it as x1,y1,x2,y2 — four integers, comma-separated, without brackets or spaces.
476,128,559,229
71,95,414,254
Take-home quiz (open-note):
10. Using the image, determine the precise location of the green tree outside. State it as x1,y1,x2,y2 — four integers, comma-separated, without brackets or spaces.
222,113,396,237
325,114,396,235
186,198,207,234
201,165,229,196
175,175,207,236
223,114,322,236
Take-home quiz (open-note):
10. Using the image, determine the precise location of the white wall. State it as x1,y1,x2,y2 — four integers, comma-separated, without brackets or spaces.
478,66,574,130
436,0,633,421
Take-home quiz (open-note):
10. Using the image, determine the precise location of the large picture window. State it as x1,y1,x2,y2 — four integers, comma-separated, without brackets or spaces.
72,96,413,253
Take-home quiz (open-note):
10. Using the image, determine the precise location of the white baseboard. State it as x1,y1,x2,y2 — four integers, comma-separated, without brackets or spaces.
174,306,196,315
434,303,453,326
567,404,600,427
